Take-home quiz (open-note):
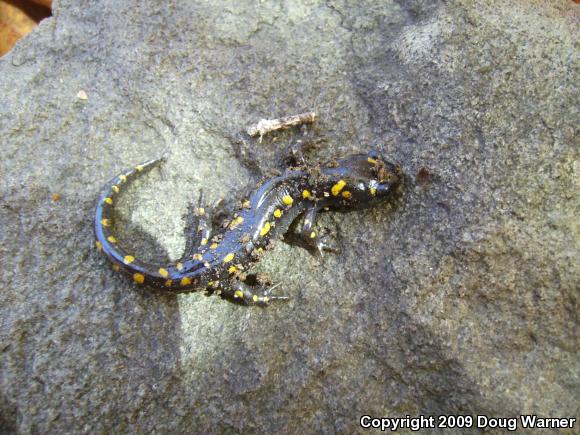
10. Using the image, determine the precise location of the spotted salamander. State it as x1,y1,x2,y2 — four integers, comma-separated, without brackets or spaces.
94,149,402,305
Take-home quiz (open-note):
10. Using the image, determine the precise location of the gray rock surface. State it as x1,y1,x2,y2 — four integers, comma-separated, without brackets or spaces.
1,0,578,432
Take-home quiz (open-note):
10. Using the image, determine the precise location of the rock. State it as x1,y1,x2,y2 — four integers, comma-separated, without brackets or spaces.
0,0,577,432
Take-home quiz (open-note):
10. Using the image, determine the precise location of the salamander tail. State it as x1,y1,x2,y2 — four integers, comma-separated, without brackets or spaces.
93,157,201,289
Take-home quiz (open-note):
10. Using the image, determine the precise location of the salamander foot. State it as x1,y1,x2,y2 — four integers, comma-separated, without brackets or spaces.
228,280,290,306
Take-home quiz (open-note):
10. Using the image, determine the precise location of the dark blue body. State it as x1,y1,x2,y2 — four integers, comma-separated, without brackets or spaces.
94,152,402,305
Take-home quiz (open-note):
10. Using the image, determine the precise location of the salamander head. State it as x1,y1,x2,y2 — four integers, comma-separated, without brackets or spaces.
323,151,402,207
365,150,402,199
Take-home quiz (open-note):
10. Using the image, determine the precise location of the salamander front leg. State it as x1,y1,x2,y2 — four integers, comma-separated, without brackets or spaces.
283,207,340,257
284,138,325,167
224,280,289,306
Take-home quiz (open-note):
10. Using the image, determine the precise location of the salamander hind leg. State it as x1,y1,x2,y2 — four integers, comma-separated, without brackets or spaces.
182,190,213,259
225,279,289,307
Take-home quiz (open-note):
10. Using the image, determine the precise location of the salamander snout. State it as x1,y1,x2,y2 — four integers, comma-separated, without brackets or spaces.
366,151,402,199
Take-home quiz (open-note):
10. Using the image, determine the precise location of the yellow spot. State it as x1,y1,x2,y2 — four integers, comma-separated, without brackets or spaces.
197,207,205,215
273,209,282,218
158,268,169,278
302,190,313,200
104,197,113,205
164,279,173,287
95,240,102,251
135,165,144,172
230,216,244,229
201,238,208,246
228,265,237,274
180,277,192,286
342,191,352,199
370,187,377,196
260,221,271,237
310,231,316,239
119,174,127,183
234,290,243,299
367,157,377,164
101,219,111,227
107,235,117,243
211,281,219,288
242,200,251,209
112,264,120,272
223,253,235,263
133,273,145,284
331,180,346,196
228,219,239,230
282,195,293,206
252,295,258,302
112,185,120,193
210,243,218,250
263,296,269,303
208,280,215,287
124,255,135,264
193,253,203,261
176,262,183,271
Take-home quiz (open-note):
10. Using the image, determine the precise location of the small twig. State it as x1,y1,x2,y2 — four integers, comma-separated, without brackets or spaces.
247,112,316,140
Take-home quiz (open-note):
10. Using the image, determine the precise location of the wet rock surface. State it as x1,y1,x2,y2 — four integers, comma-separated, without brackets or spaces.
0,0,577,432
